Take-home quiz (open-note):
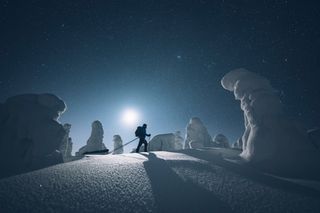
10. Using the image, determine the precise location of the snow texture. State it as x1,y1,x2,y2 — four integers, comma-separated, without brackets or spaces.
212,134,230,148
76,120,107,156
0,94,66,179
149,131,184,151
221,69,320,174
1,149,320,213
184,117,213,149
112,135,124,154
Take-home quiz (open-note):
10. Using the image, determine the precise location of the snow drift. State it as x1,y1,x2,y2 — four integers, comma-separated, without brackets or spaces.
1,150,320,213
148,131,184,151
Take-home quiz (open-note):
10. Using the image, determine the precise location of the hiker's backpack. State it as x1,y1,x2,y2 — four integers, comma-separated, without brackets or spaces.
135,126,142,137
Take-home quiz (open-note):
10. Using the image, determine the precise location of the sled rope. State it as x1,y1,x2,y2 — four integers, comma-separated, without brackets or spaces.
109,137,139,154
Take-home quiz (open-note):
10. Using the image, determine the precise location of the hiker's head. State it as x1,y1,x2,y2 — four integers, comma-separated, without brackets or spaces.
142,123,147,128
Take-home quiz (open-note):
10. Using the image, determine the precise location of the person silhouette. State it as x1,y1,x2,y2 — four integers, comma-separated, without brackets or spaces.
135,124,151,153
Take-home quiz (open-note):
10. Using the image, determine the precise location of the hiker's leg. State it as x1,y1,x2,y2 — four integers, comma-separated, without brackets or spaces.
144,140,148,152
136,140,142,153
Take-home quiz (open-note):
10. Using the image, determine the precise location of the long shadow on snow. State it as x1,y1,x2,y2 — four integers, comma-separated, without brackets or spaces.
141,152,233,213
182,149,320,198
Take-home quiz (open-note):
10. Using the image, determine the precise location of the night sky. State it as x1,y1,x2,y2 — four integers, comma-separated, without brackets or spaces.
1,1,320,153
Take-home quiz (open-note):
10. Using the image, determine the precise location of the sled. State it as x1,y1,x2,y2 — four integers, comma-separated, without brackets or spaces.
83,149,109,155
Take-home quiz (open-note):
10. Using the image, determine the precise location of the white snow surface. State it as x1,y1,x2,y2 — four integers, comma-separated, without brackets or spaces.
1,149,320,213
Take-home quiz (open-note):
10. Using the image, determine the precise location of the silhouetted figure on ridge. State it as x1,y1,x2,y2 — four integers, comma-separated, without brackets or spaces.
135,124,151,153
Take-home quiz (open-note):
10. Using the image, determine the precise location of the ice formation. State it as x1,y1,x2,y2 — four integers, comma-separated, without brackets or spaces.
232,138,243,150
76,120,107,156
59,123,73,161
112,135,123,154
184,117,213,149
174,131,184,150
0,93,66,178
149,131,184,151
212,134,230,148
221,68,320,172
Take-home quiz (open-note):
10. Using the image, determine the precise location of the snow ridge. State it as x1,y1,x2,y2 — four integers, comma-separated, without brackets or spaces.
1,149,320,213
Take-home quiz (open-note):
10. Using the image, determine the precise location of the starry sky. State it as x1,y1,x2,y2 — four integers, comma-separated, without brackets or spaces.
1,1,320,153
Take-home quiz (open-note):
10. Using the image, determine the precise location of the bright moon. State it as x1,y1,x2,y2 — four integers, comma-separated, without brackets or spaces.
122,109,139,126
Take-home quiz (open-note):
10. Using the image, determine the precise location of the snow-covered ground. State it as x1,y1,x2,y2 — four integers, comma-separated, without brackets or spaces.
1,149,320,212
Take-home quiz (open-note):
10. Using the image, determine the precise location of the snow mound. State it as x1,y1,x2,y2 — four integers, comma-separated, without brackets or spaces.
212,133,230,148
1,150,320,212
149,132,183,151
0,94,66,178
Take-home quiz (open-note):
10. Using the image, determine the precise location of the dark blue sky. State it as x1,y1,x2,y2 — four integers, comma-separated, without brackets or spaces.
1,1,320,152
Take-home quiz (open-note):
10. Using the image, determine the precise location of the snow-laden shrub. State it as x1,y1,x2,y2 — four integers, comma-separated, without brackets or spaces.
0,94,66,178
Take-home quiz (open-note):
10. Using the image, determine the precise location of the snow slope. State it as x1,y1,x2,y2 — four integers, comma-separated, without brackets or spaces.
1,149,320,213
